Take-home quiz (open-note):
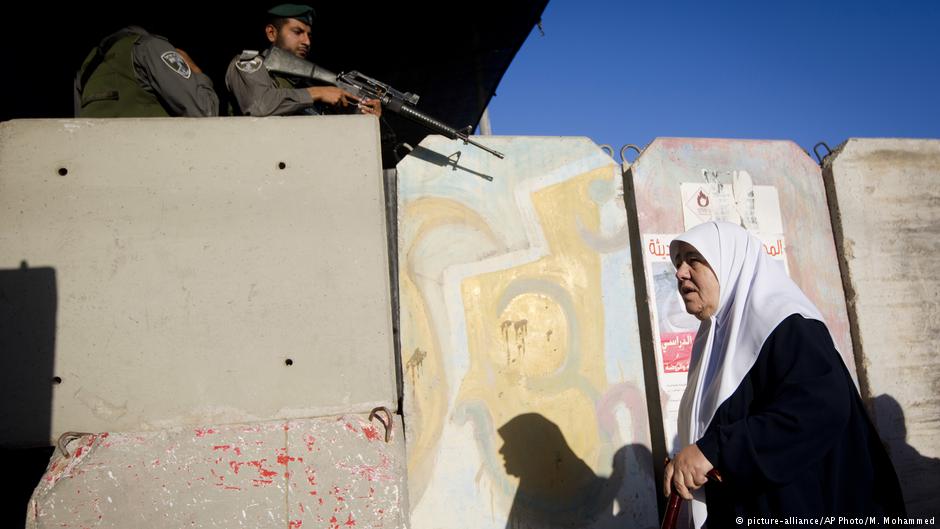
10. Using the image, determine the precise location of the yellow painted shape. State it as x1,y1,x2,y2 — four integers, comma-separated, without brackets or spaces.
457,165,615,498
400,196,505,504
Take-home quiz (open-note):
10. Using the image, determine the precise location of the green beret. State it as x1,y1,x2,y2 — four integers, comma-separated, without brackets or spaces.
267,4,316,26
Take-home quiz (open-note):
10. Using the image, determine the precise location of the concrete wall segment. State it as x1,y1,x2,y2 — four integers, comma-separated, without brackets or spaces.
0,117,397,445
26,414,408,529
823,138,940,517
398,135,657,529
628,137,855,457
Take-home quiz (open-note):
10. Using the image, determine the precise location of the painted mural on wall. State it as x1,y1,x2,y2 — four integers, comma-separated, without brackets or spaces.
398,137,657,529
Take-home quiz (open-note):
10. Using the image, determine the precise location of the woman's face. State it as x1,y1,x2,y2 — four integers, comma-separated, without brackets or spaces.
672,241,720,320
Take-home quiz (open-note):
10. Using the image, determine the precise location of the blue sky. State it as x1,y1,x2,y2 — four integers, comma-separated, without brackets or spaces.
487,1,940,161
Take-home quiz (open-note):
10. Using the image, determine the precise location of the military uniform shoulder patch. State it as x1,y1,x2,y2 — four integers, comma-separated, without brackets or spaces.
161,51,192,79
235,50,263,74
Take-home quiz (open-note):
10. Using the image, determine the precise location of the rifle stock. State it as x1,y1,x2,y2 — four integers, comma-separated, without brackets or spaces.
263,47,504,159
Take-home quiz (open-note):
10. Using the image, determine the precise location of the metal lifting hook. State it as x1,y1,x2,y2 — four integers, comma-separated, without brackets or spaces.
57,431,93,458
369,407,394,443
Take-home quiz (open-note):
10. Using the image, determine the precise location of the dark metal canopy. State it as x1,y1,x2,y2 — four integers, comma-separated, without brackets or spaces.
1,2,547,166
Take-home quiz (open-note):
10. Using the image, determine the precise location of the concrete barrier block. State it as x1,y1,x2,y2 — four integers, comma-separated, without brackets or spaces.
26,414,408,528
398,136,657,529
627,137,854,454
824,138,940,516
0,117,396,445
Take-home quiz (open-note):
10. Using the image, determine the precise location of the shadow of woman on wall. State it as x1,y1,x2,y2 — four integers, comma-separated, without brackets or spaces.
498,413,656,529
871,394,940,517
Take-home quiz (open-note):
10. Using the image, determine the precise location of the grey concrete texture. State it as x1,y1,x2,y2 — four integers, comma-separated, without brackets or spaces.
823,138,940,517
0,117,397,446
26,414,408,528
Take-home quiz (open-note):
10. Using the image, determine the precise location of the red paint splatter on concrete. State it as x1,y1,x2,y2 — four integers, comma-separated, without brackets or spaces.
194,428,217,438
318,498,324,505
151,459,160,467
305,467,317,486
276,448,296,466
344,422,357,433
329,515,340,529
309,491,318,496
74,447,84,458
284,423,291,432
234,447,242,456
99,432,109,438
212,445,231,451
288,520,303,529
299,502,305,513
252,479,273,486
222,485,241,491
362,425,381,441
344,513,356,526
330,485,348,502
232,458,279,479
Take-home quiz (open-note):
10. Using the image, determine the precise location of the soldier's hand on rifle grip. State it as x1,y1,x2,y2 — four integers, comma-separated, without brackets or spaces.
307,86,354,107
357,98,382,117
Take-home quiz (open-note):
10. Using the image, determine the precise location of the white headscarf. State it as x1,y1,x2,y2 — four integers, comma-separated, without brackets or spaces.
669,221,835,528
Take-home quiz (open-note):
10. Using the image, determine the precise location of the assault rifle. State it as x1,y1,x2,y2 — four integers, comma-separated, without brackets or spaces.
262,47,504,159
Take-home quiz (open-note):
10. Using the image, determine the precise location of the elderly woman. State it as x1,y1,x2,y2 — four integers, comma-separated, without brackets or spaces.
664,221,904,527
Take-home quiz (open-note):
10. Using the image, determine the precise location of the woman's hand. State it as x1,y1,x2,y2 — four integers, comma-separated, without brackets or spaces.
664,444,714,500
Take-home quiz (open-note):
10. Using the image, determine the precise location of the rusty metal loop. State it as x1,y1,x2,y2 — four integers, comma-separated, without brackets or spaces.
598,144,615,158
368,406,393,443
813,141,832,166
56,431,92,458
620,144,642,165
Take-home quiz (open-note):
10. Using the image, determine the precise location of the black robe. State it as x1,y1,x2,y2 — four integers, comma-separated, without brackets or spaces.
695,314,905,525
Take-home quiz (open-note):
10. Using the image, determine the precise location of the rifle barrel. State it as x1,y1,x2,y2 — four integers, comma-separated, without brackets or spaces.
398,105,504,159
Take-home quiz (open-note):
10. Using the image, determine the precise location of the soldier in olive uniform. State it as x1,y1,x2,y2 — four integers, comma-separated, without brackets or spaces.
74,26,219,117
225,4,381,117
